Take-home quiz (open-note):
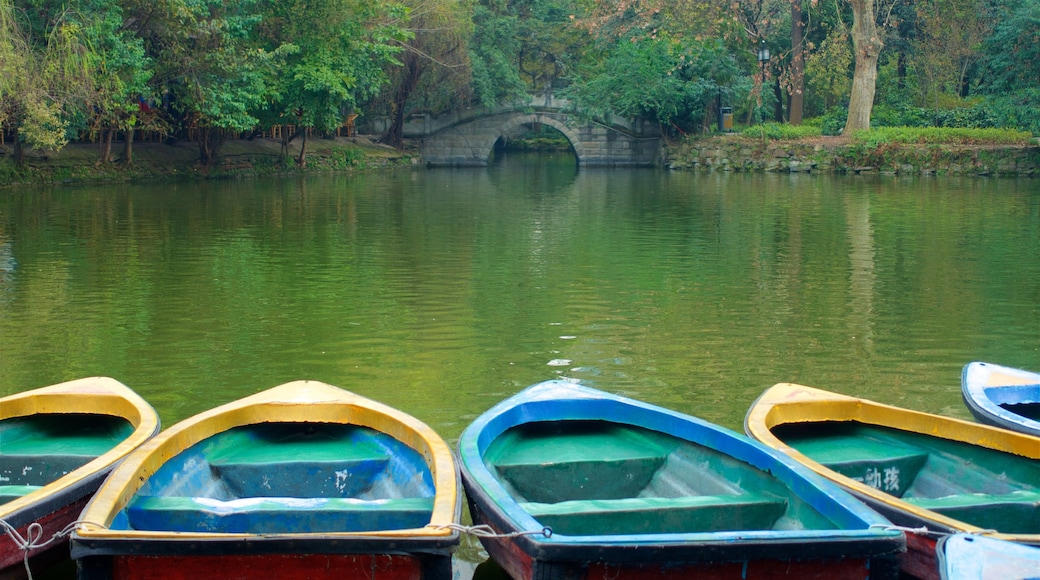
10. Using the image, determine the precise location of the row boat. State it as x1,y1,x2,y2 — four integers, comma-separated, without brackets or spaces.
71,381,461,580
937,533,1040,579
745,383,1040,579
1,378,160,575
458,380,905,580
961,361,1040,437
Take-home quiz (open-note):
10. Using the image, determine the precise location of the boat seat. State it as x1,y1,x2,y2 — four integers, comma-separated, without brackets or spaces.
793,435,928,498
0,485,43,504
207,439,392,498
903,490,1040,534
491,427,673,503
125,495,435,534
519,493,788,536
0,454,96,486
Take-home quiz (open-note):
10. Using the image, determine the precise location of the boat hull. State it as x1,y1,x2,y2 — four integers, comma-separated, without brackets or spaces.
464,484,896,580
962,361,1040,437
71,381,460,580
0,378,160,575
459,381,905,580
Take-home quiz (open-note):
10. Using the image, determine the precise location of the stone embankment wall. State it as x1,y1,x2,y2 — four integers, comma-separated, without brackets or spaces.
664,136,1040,176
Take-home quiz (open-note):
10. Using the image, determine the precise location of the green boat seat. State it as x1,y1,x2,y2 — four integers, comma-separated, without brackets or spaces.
206,436,392,498
125,495,435,534
903,490,1040,534
489,425,673,503
0,454,97,487
519,493,788,536
0,415,130,486
0,484,43,504
792,435,928,498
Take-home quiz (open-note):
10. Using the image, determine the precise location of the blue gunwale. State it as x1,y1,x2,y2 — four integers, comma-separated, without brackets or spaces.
458,380,904,562
962,361,1040,437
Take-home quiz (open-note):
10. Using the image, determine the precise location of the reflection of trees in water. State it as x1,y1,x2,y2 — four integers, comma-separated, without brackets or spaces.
0,236,14,289
487,151,578,198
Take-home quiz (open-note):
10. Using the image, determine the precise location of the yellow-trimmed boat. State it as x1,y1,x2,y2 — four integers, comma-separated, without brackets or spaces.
1,377,160,574
70,380,461,580
745,383,1040,580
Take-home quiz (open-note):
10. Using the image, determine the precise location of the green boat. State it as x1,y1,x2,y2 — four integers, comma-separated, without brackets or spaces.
745,383,1040,580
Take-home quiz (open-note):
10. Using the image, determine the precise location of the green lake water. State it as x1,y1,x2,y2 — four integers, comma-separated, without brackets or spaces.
1,152,1038,575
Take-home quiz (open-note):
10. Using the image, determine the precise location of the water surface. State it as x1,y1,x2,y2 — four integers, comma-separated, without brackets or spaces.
2,154,1038,574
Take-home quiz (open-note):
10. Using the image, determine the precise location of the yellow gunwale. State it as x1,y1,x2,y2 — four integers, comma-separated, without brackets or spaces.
0,377,160,521
745,382,1040,543
74,380,459,541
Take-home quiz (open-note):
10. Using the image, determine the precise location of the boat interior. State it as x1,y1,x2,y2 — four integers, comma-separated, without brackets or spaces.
483,420,841,536
0,414,133,505
771,421,1040,534
115,422,436,534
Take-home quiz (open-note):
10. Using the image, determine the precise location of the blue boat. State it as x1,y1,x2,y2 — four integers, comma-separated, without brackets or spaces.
938,533,1040,579
457,380,906,580
71,381,461,580
962,361,1040,437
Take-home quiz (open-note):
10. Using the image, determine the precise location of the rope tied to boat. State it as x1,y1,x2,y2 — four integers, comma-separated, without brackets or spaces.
868,524,999,538
1,518,104,580
426,523,553,539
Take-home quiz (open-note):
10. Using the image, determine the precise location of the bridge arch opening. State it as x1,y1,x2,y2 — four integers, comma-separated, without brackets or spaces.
490,122,576,164
480,114,586,165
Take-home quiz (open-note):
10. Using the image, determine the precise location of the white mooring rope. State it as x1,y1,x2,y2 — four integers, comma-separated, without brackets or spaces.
426,523,553,538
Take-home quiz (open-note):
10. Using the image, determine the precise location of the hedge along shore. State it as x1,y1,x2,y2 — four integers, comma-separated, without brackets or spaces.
664,135,1040,177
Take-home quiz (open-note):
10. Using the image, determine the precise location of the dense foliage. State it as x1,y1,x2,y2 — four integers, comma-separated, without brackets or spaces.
1,0,1037,166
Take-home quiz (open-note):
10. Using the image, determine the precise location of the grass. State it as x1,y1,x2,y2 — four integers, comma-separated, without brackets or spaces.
849,126,1033,147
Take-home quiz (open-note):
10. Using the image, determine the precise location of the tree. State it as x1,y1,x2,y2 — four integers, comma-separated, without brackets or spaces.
378,0,473,148
0,0,93,165
256,0,408,165
789,0,804,124
843,0,882,133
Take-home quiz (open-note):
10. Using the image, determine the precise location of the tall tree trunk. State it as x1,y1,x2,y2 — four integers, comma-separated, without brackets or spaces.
122,127,134,165
844,0,884,135
774,80,785,122
297,128,307,166
790,0,805,125
199,128,224,166
100,128,113,164
12,131,24,167
385,51,423,148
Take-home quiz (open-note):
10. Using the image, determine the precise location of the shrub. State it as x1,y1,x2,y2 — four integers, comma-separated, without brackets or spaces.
741,123,822,140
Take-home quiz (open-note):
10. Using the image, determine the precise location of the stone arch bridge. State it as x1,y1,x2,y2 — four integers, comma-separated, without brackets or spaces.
390,97,662,167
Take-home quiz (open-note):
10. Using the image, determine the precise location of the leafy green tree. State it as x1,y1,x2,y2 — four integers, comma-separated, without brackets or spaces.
81,4,153,164
976,0,1040,95
376,0,474,148
567,35,747,133
256,0,408,164
0,0,93,165
121,0,269,165
468,4,529,107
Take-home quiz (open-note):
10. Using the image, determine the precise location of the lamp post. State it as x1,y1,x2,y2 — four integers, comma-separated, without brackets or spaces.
756,40,770,124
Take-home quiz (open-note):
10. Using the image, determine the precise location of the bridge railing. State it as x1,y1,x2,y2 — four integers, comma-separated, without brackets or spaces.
360,94,651,138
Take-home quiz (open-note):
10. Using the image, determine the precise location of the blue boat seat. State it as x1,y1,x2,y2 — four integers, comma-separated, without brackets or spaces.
206,438,392,498
125,495,435,534
519,493,788,536
903,490,1040,533
0,484,43,504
